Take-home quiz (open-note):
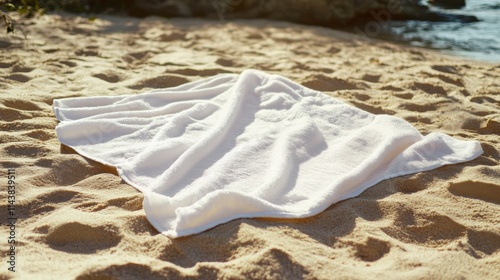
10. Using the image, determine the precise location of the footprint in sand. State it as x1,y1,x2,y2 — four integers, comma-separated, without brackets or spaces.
159,236,232,267
348,199,383,221
21,201,55,218
470,95,499,105
24,130,54,141
92,70,124,83
348,100,395,115
410,82,447,95
46,221,121,254
75,193,143,213
159,31,186,41
0,39,12,48
398,102,437,113
428,73,464,87
392,175,429,194
0,160,21,168
128,75,190,90
303,75,362,92
467,229,500,256
59,60,78,67
122,51,153,64
75,48,99,57
36,189,80,204
327,46,341,54
12,64,34,73
3,99,42,111
4,143,52,158
123,215,158,236
158,226,269,268
479,118,500,134
106,194,143,211
448,180,500,204
0,121,54,132
353,237,390,262
215,58,235,67
380,85,405,93
1,98,46,122
38,155,99,185
361,73,381,83
382,209,466,247
5,73,31,83
23,189,79,217
255,247,309,277
0,60,17,68
349,92,371,102
425,65,464,86
129,51,151,60
42,48,60,54
0,133,26,146
0,107,32,121
158,244,197,268
403,115,432,124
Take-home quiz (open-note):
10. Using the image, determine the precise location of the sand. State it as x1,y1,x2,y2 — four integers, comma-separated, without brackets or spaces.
0,13,499,279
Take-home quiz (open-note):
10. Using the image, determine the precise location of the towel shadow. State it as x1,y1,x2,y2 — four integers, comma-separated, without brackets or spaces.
158,194,372,268
155,156,483,269
60,144,119,176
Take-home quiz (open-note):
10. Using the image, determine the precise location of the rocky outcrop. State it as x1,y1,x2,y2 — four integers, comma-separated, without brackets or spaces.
34,0,477,25
428,0,466,9
126,0,477,25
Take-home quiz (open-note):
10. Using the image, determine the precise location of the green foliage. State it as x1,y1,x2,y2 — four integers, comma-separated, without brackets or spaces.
1,12,14,33
1,1,15,34
0,0,45,34
0,1,131,35
16,0,44,17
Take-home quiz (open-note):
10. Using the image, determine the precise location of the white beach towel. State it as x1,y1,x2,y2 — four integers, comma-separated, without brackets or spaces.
53,69,483,238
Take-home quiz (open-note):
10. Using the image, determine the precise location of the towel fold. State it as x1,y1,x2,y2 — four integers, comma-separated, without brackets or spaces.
53,69,483,238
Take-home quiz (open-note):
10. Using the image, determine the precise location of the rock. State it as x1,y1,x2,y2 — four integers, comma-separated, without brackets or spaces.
46,0,477,26
428,0,466,9
423,11,477,23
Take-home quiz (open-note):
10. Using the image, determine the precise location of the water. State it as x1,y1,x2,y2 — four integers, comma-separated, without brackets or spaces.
375,0,500,62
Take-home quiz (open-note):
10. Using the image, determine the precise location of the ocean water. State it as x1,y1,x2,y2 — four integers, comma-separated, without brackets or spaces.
368,0,500,62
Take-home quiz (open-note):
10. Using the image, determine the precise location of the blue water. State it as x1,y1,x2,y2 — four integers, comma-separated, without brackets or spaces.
383,0,500,62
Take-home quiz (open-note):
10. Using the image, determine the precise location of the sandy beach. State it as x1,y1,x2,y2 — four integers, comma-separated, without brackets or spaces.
0,13,499,279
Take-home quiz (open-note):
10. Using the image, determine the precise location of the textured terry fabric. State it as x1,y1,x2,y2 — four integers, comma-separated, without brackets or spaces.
53,69,483,238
